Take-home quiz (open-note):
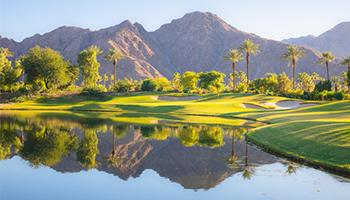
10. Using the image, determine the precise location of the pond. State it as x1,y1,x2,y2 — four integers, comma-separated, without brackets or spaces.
0,111,349,200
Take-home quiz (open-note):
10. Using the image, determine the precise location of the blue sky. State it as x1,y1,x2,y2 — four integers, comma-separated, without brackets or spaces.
1,0,349,42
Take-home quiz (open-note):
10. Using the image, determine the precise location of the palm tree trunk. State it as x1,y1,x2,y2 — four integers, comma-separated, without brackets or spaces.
326,61,330,80
22,70,25,84
232,130,236,158
113,60,117,87
246,53,250,93
245,142,249,167
112,132,116,157
232,62,236,90
292,59,296,90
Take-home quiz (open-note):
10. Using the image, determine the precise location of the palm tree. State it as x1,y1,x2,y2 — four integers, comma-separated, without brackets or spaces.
311,72,321,86
339,56,350,72
237,39,260,93
317,51,337,80
280,45,306,90
103,49,126,86
223,49,244,90
102,74,108,87
331,76,341,92
109,74,114,87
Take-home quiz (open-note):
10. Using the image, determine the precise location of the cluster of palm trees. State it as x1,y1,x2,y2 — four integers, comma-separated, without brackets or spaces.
224,39,350,92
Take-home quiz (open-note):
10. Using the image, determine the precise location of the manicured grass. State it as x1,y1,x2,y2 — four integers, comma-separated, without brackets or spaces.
1,91,350,172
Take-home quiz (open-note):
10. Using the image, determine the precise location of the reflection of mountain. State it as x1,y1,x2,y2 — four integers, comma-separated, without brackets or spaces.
51,126,278,190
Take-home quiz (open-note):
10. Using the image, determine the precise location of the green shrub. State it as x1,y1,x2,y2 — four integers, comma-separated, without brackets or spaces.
111,79,131,92
315,80,331,92
81,86,107,97
325,91,335,100
141,79,157,91
334,92,344,100
309,90,319,100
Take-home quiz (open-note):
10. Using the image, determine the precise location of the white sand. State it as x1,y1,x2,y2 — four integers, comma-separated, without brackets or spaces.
240,100,319,110
151,96,203,101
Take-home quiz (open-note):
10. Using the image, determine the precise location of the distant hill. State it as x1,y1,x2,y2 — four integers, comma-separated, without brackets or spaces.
1,12,347,85
283,22,350,58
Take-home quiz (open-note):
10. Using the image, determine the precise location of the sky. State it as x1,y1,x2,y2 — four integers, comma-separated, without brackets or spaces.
0,0,349,42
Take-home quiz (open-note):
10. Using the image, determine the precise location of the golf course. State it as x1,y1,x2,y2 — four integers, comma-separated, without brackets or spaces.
1,92,349,174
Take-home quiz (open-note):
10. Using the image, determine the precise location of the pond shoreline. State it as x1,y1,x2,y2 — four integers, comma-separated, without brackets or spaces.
245,136,350,177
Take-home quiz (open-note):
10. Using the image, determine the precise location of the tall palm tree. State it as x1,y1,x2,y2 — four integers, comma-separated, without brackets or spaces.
280,45,306,90
317,51,337,80
223,49,244,90
339,56,350,72
103,49,126,86
237,39,260,93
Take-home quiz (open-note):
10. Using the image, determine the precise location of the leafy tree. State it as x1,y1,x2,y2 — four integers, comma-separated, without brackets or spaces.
172,72,181,91
77,129,100,169
317,51,337,80
198,71,226,93
237,39,260,93
280,45,306,90
20,46,71,89
78,46,103,87
0,48,21,92
156,77,171,91
276,72,292,94
180,71,199,90
141,79,157,91
223,49,244,90
103,49,126,86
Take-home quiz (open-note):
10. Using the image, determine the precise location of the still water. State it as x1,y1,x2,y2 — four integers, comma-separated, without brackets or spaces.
0,111,349,199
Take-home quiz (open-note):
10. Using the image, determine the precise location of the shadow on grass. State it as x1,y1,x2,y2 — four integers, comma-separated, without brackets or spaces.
117,112,184,120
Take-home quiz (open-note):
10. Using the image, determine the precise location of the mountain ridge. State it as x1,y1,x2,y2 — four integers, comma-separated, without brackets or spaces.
283,21,350,58
0,12,347,84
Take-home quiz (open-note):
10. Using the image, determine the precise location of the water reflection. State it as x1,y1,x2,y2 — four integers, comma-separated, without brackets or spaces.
0,111,331,190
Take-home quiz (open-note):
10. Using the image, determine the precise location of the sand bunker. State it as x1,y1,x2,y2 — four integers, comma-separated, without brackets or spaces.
151,96,203,101
240,100,319,110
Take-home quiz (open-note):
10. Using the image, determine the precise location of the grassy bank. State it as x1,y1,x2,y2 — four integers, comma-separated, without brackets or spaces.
1,91,350,172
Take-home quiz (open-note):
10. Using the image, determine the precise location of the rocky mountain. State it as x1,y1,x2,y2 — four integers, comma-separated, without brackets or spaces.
1,12,348,84
283,22,350,58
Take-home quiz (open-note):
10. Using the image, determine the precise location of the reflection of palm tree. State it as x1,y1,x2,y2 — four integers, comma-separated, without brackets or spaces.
242,140,255,180
281,160,301,175
223,129,242,169
102,131,124,168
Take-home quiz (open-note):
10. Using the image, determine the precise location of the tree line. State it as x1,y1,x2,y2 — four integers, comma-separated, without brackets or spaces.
1,40,349,100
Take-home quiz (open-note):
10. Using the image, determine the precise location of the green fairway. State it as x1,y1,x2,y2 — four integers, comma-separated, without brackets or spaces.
1,91,349,172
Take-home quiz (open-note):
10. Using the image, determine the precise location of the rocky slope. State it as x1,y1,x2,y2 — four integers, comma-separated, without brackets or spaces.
1,12,348,84
283,22,350,58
